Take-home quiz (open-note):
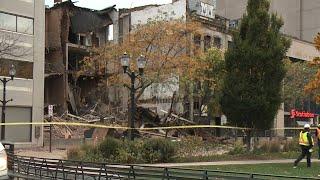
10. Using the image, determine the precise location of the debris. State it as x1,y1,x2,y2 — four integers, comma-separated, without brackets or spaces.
160,109,195,124
67,113,100,123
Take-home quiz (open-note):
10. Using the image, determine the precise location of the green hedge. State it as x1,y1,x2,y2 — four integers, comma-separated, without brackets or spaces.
68,137,176,163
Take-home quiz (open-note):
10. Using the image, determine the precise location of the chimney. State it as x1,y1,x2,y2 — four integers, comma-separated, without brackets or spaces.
54,0,62,4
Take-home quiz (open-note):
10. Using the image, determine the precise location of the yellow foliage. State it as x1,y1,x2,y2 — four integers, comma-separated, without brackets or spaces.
81,19,204,97
305,33,320,103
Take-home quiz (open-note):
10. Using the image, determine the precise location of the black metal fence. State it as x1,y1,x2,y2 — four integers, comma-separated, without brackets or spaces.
6,153,320,180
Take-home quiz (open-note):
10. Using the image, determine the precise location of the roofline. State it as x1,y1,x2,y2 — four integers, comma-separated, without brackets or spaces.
47,0,116,13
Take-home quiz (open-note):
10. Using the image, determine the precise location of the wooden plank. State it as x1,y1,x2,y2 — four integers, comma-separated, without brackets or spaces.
160,110,195,124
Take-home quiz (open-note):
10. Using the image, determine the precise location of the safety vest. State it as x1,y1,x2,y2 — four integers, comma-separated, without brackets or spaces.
317,128,320,140
299,131,314,146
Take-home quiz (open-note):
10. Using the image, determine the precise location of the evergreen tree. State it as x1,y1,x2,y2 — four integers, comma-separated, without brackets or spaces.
221,0,290,131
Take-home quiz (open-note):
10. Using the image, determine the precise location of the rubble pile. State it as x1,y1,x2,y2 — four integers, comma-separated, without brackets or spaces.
44,99,224,142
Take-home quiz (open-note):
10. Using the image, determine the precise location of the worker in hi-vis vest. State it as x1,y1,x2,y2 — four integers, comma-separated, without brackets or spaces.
315,124,320,159
294,124,314,168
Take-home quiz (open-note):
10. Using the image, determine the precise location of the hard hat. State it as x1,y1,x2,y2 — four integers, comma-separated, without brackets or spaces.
304,124,310,128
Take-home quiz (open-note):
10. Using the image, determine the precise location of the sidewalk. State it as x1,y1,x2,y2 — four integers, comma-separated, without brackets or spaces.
140,159,320,167
15,149,67,159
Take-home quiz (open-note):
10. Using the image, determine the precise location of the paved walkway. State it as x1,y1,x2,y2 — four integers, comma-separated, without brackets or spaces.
140,159,320,167
15,149,67,159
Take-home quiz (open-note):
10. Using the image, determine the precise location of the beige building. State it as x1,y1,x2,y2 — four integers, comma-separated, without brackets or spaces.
119,0,232,122
216,0,320,43
0,0,45,145
216,0,320,134
119,0,320,134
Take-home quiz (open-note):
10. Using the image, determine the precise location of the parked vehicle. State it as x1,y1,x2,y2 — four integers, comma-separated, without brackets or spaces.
0,143,8,179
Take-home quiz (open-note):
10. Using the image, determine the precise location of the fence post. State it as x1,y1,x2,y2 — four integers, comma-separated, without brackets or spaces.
129,165,135,179
203,170,209,180
163,167,169,180
250,173,254,179
80,162,84,180
2,142,14,171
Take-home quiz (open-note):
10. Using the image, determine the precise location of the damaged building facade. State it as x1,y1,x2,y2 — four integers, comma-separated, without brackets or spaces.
44,0,320,135
118,0,232,124
45,0,118,115
118,0,320,132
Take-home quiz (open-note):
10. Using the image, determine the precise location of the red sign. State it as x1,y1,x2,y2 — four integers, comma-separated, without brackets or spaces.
290,109,315,119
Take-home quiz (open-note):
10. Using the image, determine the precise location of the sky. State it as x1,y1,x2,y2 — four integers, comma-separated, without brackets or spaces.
45,0,172,10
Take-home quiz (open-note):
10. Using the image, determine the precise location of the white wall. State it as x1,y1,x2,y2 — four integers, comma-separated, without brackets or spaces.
216,0,320,42
131,0,186,26
287,38,320,61
0,0,34,17
141,76,179,100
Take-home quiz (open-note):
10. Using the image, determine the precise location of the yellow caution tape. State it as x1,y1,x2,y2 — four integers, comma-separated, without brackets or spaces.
0,122,312,131
272,127,317,130
0,122,251,130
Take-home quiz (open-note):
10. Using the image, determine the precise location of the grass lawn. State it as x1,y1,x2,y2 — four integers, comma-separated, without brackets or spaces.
174,151,303,163
198,162,320,178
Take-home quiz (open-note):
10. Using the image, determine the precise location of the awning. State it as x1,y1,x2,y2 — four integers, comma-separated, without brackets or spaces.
296,121,311,126
44,73,63,78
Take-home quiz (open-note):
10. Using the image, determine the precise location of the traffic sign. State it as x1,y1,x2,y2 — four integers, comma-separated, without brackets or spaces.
48,105,53,117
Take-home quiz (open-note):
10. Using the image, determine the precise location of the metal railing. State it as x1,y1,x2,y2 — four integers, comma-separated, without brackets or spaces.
7,153,320,180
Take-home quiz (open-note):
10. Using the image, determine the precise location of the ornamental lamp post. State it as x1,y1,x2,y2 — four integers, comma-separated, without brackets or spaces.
1,64,16,140
137,54,147,74
120,53,146,140
120,52,130,72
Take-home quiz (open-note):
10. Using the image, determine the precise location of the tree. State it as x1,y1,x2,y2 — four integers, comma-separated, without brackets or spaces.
284,59,317,111
221,0,290,147
193,47,225,118
81,19,202,105
305,33,320,103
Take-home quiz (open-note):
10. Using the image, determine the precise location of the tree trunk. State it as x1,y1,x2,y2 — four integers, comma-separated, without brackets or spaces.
245,129,253,151
189,83,194,122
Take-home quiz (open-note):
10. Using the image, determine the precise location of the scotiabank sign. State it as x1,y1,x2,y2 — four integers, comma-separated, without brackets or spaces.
290,109,315,119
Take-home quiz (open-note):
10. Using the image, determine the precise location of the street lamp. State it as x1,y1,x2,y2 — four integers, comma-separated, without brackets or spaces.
0,64,16,140
120,53,146,140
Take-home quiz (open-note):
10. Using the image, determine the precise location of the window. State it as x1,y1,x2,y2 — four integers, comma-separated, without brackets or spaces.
107,24,114,41
214,37,221,49
85,35,92,46
17,17,33,34
0,13,16,32
228,41,233,49
79,35,85,45
0,12,34,35
0,59,33,79
204,35,211,52
194,34,201,50
194,101,200,111
78,34,92,46
119,18,124,43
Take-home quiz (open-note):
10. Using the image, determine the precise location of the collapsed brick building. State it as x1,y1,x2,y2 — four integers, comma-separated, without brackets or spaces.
45,0,118,114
